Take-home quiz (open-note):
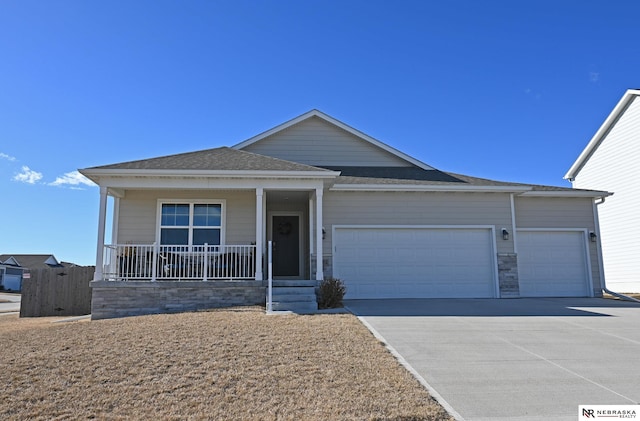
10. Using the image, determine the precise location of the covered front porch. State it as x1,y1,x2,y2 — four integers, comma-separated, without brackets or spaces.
93,184,327,283
79,146,341,318
88,182,332,318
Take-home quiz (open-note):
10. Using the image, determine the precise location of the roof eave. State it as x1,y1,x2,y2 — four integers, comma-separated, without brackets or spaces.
519,190,613,198
565,89,640,180
79,168,341,181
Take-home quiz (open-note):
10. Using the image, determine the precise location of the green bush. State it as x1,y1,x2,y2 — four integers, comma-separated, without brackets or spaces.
317,277,346,309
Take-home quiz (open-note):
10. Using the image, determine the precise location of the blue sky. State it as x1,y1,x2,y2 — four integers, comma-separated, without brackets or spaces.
1,1,639,266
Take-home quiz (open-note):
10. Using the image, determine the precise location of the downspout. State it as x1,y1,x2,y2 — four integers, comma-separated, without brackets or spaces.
593,197,640,303
510,193,518,254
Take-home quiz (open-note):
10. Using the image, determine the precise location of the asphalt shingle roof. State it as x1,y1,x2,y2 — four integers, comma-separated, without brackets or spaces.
83,147,606,194
0,255,66,269
320,166,464,182
86,147,332,173
324,166,599,193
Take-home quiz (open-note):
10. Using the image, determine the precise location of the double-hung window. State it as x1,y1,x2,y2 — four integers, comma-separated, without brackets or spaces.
159,202,223,246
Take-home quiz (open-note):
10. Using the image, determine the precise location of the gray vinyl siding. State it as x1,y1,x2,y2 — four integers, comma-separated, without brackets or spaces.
323,191,514,254
116,190,256,245
242,116,412,167
573,96,640,291
514,197,595,229
514,196,602,291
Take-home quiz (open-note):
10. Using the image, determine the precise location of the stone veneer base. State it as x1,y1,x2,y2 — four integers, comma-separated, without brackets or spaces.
90,280,265,320
497,253,520,298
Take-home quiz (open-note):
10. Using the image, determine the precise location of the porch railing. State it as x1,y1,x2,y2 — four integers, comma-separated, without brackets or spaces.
103,244,257,281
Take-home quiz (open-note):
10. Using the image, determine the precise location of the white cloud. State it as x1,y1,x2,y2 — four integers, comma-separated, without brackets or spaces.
524,88,542,100
589,72,600,83
0,152,16,161
49,170,96,188
13,166,43,184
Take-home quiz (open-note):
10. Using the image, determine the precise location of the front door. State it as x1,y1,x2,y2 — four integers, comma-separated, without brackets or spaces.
272,215,300,277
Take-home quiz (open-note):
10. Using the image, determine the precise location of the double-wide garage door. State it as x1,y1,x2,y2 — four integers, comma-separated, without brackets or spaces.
333,227,497,299
517,230,591,297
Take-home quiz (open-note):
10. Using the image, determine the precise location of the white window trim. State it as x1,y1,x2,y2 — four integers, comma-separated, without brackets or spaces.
156,199,227,247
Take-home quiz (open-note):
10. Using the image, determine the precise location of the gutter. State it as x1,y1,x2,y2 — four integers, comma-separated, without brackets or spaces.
593,197,640,303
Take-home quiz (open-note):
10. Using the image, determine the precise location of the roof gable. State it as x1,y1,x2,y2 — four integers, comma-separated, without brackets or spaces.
234,110,434,170
565,89,640,180
1,256,20,266
44,255,60,266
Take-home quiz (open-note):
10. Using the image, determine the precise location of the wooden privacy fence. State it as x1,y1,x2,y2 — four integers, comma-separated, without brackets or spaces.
20,266,94,317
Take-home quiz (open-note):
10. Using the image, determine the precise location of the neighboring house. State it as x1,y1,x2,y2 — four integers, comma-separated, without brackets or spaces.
565,89,640,293
80,109,610,319
0,254,66,291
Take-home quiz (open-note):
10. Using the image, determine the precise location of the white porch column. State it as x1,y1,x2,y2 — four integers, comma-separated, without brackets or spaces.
111,196,120,245
94,186,108,281
315,187,324,281
309,193,315,255
255,188,264,280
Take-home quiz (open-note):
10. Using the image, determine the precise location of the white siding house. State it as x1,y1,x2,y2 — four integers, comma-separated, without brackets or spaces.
565,89,640,293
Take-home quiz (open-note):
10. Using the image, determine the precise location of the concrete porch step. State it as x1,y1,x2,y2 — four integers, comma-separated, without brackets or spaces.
271,301,318,313
272,280,317,287
272,286,315,295
271,293,317,302
269,282,318,313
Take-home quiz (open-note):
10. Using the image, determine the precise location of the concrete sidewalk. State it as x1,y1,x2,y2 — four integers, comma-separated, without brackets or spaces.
347,298,640,421
0,292,21,314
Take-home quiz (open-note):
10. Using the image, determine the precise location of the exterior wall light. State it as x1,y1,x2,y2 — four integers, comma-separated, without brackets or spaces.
501,228,509,241
589,232,597,242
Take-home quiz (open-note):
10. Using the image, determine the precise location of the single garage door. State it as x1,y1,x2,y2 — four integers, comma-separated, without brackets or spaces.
517,230,591,297
1,273,22,291
333,227,497,299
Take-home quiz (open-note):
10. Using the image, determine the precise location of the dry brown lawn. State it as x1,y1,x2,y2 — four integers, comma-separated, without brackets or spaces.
0,308,452,421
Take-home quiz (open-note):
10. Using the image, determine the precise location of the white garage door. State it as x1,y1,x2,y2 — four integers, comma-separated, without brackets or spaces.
333,227,497,299
517,230,591,297
1,273,22,291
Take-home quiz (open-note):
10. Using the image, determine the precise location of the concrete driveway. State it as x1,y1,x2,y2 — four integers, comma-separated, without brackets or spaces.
346,298,640,421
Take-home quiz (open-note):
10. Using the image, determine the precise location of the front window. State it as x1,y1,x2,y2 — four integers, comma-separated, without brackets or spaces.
160,202,223,246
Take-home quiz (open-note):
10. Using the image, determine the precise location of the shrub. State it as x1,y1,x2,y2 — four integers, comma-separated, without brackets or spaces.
317,277,346,309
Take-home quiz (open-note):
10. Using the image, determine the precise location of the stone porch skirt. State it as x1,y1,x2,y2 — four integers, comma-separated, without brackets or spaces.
90,280,265,320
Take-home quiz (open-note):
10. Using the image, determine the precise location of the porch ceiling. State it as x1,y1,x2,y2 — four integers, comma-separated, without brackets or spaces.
266,191,310,202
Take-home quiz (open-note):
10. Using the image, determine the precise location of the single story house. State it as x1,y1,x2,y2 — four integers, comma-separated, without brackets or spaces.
565,88,640,293
80,110,610,319
0,254,66,291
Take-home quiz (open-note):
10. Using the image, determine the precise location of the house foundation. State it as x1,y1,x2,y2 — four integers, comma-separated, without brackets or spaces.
90,280,265,320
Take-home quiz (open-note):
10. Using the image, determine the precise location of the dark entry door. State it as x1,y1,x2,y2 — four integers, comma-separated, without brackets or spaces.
272,215,300,277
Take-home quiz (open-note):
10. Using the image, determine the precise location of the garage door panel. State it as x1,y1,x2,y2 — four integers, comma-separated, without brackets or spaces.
518,231,590,297
334,227,496,299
